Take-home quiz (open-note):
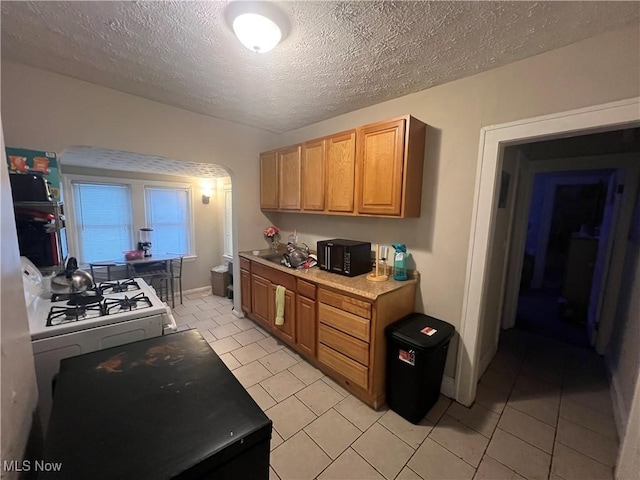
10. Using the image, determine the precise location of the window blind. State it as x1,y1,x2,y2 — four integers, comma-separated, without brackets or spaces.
72,183,133,263
145,187,190,255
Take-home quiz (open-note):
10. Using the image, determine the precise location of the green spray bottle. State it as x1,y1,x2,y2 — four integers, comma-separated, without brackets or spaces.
391,243,408,281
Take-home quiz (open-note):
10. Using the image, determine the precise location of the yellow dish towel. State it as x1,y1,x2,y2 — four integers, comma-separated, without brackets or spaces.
275,285,286,326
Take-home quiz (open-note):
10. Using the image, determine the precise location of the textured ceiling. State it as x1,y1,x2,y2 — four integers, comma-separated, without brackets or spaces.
61,146,231,178
1,1,639,134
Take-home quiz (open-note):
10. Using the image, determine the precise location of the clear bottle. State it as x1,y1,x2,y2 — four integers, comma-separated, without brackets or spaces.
287,229,298,252
392,243,408,281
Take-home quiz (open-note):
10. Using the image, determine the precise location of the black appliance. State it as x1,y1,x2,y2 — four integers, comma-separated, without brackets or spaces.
14,209,67,268
9,172,52,202
317,238,372,277
40,330,272,480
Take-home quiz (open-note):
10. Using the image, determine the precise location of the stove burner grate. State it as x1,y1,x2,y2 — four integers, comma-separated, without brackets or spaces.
99,279,140,295
52,288,102,304
104,292,152,314
47,302,106,326
66,292,104,306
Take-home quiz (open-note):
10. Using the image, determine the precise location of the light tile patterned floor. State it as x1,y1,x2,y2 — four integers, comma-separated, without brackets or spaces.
174,292,619,480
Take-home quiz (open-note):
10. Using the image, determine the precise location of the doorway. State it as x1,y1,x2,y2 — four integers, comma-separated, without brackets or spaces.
516,169,614,348
456,97,640,408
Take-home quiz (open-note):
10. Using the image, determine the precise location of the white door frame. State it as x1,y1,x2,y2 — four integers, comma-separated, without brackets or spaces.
455,97,640,406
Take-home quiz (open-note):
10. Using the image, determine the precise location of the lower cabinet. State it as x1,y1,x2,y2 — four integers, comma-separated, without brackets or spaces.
242,256,416,409
270,283,295,344
296,295,316,357
240,270,252,314
251,274,271,330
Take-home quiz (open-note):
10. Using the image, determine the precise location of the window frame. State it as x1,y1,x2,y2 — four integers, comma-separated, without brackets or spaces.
64,174,196,265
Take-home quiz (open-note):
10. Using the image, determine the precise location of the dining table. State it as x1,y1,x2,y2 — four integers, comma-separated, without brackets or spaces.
124,253,180,305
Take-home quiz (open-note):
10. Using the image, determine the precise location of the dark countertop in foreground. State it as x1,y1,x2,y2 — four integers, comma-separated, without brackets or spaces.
239,249,418,301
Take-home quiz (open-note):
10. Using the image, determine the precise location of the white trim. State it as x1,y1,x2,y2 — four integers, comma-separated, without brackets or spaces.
440,375,455,399
182,286,212,296
502,156,533,330
456,97,640,407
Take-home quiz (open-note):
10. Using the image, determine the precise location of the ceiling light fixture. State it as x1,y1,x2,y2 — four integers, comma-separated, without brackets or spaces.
225,2,289,54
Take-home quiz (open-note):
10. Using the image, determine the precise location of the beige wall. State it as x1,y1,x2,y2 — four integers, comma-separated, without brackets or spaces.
1,129,38,478
60,165,229,291
271,25,639,377
1,61,279,312
1,25,638,379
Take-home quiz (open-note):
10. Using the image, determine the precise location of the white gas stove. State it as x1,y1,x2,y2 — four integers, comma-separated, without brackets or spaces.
25,272,177,432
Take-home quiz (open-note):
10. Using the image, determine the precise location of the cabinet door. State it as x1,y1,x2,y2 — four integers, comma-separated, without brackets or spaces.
260,151,278,209
270,284,295,344
240,269,252,314
296,295,316,357
278,146,302,210
326,131,356,212
302,139,326,211
251,274,271,329
357,118,405,215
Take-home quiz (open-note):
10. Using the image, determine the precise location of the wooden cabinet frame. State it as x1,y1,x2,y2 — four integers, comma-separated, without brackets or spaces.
241,256,416,409
260,116,426,218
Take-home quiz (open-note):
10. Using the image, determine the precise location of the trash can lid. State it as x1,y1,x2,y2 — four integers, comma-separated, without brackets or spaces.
386,313,455,350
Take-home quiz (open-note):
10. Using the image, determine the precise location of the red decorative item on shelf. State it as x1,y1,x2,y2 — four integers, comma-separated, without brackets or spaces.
124,250,144,260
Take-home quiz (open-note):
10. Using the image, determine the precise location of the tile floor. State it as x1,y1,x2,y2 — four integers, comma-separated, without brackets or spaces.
173,291,619,480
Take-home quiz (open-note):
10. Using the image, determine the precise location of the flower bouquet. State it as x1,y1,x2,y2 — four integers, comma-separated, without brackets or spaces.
264,225,281,251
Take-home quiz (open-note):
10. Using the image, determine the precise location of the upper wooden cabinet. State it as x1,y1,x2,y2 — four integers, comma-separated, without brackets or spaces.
261,145,302,210
302,139,326,211
260,151,278,210
357,118,406,216
260,115,426,218
357,116,426,217
278,145,302,210
326,131,357,213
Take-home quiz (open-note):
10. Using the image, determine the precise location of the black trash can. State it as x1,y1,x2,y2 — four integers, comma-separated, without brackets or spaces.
386,313,455,424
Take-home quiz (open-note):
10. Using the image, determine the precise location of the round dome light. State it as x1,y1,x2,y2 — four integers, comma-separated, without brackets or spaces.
232,12,282,53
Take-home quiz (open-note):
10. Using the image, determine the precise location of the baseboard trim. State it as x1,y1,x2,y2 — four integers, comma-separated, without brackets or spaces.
441,375,455,399
183,286,212,296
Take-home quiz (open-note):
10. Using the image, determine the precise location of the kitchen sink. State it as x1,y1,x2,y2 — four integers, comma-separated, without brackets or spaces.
261,253,285,265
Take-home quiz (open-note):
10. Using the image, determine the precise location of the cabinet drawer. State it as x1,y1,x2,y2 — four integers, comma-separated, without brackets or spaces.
240,257,251,271
319,324,369,366
318,344,368,390
297,279,316,300
252,262,296,291
318,303,370,342
318,289,371,319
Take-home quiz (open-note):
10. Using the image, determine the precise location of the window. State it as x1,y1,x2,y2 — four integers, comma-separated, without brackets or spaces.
72,182,133,263
144,186,191,255
66,176,195,265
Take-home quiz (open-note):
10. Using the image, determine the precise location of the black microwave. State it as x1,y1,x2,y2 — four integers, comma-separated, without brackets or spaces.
317,239,372,277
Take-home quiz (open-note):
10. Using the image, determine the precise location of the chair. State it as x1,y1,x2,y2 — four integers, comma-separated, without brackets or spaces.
128,261,172,304
169,256,184,308
89,262,127,283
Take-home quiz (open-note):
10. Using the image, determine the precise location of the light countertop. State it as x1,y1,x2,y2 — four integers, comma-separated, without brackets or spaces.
239,249,418,301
